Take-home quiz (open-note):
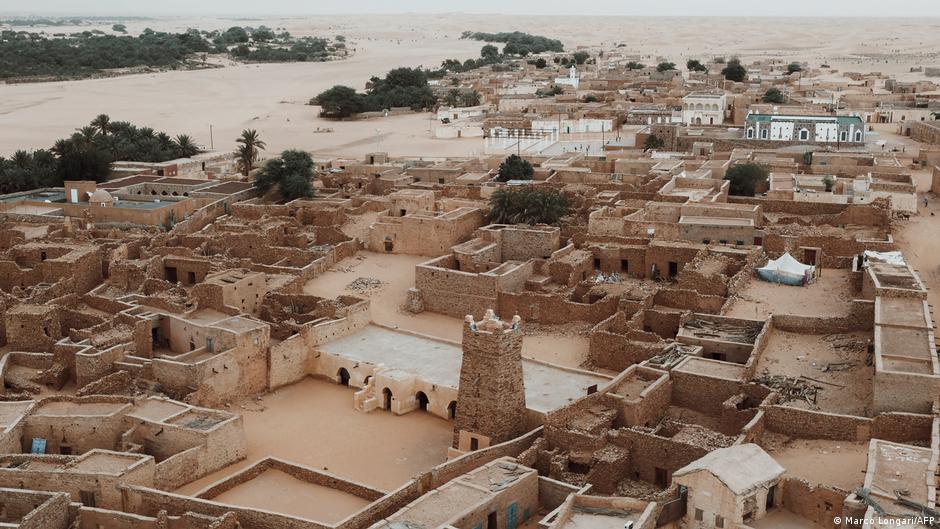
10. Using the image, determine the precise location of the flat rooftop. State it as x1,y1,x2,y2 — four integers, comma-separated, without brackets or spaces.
678,215,753,227
32,400,127,417
318,325,610,413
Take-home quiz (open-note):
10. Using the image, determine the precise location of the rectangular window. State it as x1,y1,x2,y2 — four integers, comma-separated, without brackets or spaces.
694,509,703,521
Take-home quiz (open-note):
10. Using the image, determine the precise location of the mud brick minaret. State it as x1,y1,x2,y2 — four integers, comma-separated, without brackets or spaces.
453,310,527,451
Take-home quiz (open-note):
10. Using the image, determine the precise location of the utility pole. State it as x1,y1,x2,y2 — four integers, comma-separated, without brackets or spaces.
209,124,214,150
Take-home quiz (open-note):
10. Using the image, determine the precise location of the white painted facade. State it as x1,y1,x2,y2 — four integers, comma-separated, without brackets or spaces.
531,118,614,134
681,92,727,125
554,66,580,90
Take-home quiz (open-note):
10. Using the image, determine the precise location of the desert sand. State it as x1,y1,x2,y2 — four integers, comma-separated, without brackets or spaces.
2,15,940,157
175,378,454,495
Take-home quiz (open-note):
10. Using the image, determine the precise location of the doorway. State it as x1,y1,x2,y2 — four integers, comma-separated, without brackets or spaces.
416,391,429,411
338,368,350,386
447,401,457,420
668,261,678,278
383,388,393,411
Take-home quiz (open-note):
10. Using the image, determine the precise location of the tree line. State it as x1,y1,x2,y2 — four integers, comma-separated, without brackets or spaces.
461,31,564,56
312,67,438,118
0,114,200,194
0,25,344,80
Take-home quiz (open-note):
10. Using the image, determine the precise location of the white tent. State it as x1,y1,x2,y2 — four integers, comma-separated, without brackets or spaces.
757,252,815,286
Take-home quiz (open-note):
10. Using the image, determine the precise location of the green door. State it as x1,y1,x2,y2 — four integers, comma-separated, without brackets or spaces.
507,502,518,529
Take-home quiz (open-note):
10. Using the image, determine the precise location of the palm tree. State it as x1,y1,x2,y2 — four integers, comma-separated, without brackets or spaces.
76,126,99,144
11,150,31,169
235,129,266,176
444,88,461,107
486,187,570,226
156,132,173,151
173,134,200,158
91,114,111,135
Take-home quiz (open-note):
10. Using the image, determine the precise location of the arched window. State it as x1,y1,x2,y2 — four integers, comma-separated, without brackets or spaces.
855,130,862,142
760,129,769,139
747,128,755,139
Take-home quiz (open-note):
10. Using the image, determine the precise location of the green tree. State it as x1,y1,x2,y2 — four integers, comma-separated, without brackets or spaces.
657,61,676,72
254,149,315,200
722,58,747,82
534,57,547,69
251,26,276,42
625,61,645,70
223,26,249,44
460,90,482,107
644,135,665,151
725,163,769,196
91,113,111,135
112,24,127,33
823,175,835,192
686,59,707,72
787,62,803,75
235,129,266,176
486,187,570,225
762,87,786,104
496,154,534,182
480,44,499,61
172,134,200,157
582,94,598,103
573,51,590,65
313,85,363,118
444,88,461,107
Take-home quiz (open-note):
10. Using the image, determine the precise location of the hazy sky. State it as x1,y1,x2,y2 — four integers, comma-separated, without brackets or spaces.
4,0,940,17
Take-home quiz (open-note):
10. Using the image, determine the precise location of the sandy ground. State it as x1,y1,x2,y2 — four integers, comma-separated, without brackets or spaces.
175,378,453,495
750,509,828,529
210,468,371,523
764,434,869,491
724,269,855,320
303,251,591,368
895,199,940,315
755,330,873,416
3,15,940,157
0,15,482,157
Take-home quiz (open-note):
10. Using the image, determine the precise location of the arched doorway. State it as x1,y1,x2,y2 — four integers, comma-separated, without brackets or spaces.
382,388,393,411
416,391,429,411
338,368,350,386
447,401,457,420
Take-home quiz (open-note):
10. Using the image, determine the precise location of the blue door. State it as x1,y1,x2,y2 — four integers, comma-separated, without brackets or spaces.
507,502,518,529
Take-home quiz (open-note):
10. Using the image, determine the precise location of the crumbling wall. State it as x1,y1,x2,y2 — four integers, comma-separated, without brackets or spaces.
780,477,846,529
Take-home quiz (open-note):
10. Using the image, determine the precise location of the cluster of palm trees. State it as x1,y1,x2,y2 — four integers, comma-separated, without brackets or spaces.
443,88,482,108
485,186,570,226
0,113,204,193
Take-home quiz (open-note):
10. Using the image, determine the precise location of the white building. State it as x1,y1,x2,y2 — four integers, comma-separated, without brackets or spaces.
673,444,785,529
745,113,865,143
682,92,727,125
531,117,614,134
554,66,580,90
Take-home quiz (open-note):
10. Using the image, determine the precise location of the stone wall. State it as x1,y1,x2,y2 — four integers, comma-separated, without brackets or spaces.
780,477,846,529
